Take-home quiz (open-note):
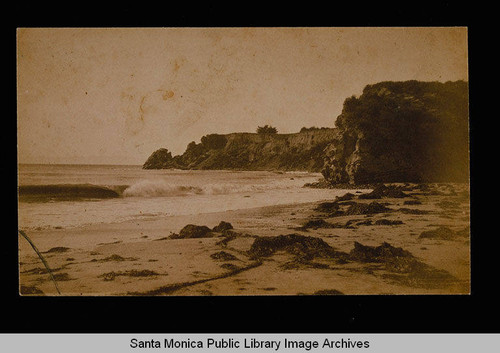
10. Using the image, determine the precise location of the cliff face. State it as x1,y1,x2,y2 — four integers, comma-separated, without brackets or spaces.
143,128,339,172
321,80,469,184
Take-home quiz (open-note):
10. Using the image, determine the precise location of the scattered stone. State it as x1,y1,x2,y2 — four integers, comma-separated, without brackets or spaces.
212,221,233,232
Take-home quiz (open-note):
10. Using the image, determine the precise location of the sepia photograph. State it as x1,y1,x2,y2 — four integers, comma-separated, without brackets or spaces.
17,27,470,296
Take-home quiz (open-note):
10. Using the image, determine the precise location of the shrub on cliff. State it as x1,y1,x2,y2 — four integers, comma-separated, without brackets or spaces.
257,125,278,134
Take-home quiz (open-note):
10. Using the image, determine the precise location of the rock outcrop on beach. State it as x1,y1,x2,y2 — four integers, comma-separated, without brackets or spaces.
322,80,469,184
143,128,339,172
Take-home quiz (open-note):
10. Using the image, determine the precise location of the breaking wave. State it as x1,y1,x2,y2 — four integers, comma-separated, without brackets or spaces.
122,179,300,198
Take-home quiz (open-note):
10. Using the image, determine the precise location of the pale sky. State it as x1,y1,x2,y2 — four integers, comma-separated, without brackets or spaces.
17,27,468,165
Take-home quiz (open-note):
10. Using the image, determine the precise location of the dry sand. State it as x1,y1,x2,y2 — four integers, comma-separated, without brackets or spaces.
18,183,470,296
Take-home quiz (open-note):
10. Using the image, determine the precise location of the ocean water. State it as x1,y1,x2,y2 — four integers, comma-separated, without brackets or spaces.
18,164,352,230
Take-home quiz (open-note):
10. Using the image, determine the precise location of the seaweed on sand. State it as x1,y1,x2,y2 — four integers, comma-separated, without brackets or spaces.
210,251,239,261
20,285,44,295
129,260,263,296
18,230,61,295
299,219,350,230
348,241,459,289
419,226,459,240
99,270,161,281
247,234,349,262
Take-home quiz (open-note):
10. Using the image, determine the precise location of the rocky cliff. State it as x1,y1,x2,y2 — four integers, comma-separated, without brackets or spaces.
143,128,339,172
321,80,469,184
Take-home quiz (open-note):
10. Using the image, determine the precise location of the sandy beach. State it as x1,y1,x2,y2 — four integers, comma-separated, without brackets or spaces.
18,182,470,296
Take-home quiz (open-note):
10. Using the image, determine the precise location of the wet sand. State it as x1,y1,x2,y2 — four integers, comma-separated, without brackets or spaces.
18,183,470,296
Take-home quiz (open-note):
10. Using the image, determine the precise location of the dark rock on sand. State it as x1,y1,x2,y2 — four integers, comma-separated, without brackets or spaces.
315,201,340,213
344,201,393,216
419,226,457,240
212,221,234,232
358,184,409,199
178,224,213,239
335,193,355,201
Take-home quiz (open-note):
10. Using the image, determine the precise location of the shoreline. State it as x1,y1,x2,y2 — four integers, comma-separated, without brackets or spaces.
19,183,470,296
